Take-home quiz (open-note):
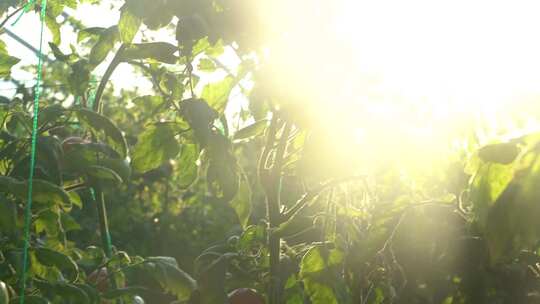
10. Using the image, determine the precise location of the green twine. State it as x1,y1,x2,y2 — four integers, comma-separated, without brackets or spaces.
87,75,97,109
13,3,114,302
18,0,48,303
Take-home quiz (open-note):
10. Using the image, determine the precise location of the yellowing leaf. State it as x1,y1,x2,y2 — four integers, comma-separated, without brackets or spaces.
201,76,235,114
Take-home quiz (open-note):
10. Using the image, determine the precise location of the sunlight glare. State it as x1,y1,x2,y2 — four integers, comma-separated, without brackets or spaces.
255,0,540,175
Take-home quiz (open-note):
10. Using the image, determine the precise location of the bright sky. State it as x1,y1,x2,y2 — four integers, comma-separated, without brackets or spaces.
334,0,540,129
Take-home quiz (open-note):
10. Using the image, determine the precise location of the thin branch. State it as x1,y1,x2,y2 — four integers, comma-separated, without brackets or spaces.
282,225,318,242
282,175,366,222
258,114,278,179
0,6,24,30
377,210,407,255
376,200,452,256
272,122,291,179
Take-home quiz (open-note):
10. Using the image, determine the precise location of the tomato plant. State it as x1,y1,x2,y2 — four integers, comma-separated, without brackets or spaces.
1,1,540,304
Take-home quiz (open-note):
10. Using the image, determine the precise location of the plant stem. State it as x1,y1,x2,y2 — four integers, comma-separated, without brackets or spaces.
93,44,126,113
265,121,291,304
95,187,112,258
95,187,121,301
64,182,86,192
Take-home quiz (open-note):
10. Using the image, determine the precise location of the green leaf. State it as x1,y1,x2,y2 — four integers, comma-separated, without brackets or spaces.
0,280,8,304
132,123,180,173
142,257,197,301
470,163,514,227
478,142,520,164
303,279,338,304
46,0,75,17
34,280,89,304
74,108,128,158
122,42,178,64
233,120,268,140
201,76,235,114
299,246,348,304
300,246,344,277
39,104,66,127
133,95,167,115
102,287,148,299
229,174,251,229
197,58,216,72
0,176,71,207
180,98,218,146
48,43,69,62
237,225,265,253
35,247,79,282
108,251,131,268
0,40,20,79
45,14,61,45
68,60,91,96
86,165,124,185
118,7,141,43
206,160,239,201
98,158,131,183
89,26,119,66
9,296,49,304
485,155,540,263
35,209,60,236
78,27,106,43
73,284,99,304
68,191,83,209
60,213,81,232
36,136,63,185
177,144,198,189
62,142,120,174
284,274,304,304
0,198,17,237
158,72,184,99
